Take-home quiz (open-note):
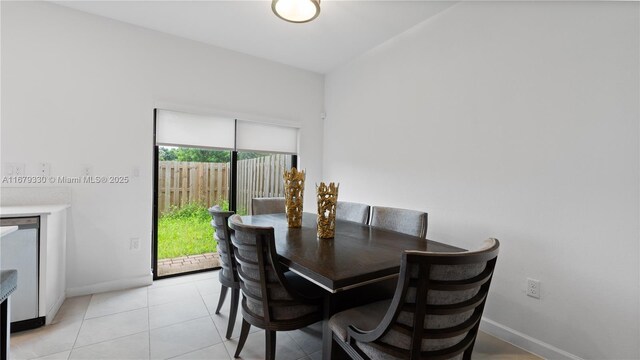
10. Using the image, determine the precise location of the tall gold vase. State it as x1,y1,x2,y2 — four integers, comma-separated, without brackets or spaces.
283,168,305,228
317,182,339,239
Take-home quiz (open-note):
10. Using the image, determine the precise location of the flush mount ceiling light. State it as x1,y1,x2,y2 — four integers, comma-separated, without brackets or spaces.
272,0,321,23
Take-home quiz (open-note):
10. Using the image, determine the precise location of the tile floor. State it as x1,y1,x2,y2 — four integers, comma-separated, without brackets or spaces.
10,271,542,360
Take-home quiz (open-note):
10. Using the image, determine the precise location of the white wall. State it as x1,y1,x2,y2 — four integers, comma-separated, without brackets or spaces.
1,1,324,294
324,2,639,359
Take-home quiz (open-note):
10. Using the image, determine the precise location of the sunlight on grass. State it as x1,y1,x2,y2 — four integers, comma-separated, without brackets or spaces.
158,203,217,259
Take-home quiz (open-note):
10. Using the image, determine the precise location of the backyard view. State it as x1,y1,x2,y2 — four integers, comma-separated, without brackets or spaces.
156,146,292,276
158,202,219,259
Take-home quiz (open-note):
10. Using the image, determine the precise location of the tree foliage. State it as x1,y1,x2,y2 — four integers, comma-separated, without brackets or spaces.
159,146,267,163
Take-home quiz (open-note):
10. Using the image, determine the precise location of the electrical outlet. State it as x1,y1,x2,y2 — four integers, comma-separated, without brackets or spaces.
527,278,540,299
129,238,140,251
2,163,25,177
13,163,25,176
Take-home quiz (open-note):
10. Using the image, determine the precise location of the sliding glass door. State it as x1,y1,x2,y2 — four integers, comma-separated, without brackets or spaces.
152,109,299,279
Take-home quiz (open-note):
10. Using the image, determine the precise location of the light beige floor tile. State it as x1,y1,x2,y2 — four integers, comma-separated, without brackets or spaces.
75,308,149,347
9,318,82,359
31,350,71,360
206,297,259,340
288,322,323,356
147,276,196,289
148,282,201,307
202,293,222,316
52,296,91,323
69,331,149,360
308,350,322,360
85,287,148,319
223,330,305,360
474,331,542,359
193,278,222,297
150,316,222,360
149,297,209,329
188,271,219,281
171,342,231,360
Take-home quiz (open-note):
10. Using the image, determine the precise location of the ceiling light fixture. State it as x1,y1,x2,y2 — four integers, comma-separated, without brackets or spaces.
272,0,320,23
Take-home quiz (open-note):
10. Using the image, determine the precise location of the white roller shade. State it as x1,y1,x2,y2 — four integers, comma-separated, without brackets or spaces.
156,109,235,150
236,120,299,154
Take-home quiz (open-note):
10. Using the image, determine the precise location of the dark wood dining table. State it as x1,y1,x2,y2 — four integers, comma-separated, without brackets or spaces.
240,212,464,359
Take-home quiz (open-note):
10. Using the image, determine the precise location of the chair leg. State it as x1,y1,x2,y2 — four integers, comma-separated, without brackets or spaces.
215,285,228,314
234,319,251,358
266,330,276,360
462,339,476,360
226,288,240,339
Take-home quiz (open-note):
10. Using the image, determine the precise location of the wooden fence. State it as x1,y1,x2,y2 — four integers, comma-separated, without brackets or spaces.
237,154,288,214
158,154,289,215
158,161,229,214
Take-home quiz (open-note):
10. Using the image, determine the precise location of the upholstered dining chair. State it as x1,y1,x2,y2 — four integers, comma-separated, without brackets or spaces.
336,201,371,224
251,197,286,215
329,238,500,360
208,206,239,339
228,215,323,360
370,206,428,238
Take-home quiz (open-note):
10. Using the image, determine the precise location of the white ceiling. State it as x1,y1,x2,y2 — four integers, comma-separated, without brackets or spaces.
53,1,457,73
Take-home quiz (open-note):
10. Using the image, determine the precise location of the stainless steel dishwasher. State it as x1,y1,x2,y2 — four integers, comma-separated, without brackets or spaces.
0,217,43,331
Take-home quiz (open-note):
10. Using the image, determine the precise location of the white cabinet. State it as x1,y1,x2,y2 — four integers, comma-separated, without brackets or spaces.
0,205,69,326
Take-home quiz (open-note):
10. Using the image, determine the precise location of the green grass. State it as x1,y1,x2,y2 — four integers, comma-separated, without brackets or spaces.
158,203,217,259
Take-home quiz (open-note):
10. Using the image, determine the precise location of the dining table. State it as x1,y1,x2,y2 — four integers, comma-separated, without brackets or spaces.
240,212,465,360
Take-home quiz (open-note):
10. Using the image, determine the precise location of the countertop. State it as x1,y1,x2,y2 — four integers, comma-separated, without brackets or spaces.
0,204,70,217
0,270,17,302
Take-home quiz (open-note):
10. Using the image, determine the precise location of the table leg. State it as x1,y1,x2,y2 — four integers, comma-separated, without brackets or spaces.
322,293,336,360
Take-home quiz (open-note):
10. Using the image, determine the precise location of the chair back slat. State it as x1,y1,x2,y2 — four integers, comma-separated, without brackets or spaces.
208,206,237,287
421,311,483,339
424,292,488,315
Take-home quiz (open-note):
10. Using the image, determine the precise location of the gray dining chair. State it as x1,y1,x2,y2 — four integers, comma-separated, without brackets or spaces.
370,206,428,238
208,206,239,339
228,215,323,360
329,238,500,360
251,197,286,215
336,201,370,224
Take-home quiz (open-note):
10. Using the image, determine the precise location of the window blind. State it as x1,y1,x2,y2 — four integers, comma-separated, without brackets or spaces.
155,109,235,150
236,120,299,154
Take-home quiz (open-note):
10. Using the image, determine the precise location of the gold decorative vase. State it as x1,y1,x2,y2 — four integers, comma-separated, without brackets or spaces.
283,167,305,228
316,182,339,239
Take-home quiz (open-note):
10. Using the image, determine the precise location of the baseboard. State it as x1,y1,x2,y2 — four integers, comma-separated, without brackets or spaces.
45,291,66,324
480,317,583,360
66,274,153,297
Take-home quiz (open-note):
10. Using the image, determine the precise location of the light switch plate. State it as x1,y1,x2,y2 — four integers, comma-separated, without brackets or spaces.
39,163,51,176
